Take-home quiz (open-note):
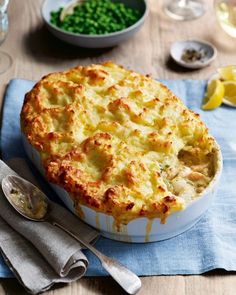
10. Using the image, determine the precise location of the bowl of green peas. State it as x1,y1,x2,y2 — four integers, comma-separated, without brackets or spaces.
42,0,148,48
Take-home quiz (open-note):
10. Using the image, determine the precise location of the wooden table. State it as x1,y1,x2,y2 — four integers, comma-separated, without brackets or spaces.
0,0,235,294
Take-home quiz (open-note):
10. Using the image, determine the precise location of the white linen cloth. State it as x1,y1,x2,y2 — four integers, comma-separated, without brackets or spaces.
0,158,99,294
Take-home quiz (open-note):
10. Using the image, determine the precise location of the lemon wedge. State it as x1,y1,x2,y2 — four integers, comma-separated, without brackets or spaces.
218,65,236,81
223,80,236,106
202,79,224,110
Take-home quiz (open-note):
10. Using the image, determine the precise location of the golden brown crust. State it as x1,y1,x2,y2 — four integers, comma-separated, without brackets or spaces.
21,62,218,225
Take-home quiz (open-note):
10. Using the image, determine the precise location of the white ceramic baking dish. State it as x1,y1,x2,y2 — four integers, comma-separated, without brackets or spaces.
22,134,223,243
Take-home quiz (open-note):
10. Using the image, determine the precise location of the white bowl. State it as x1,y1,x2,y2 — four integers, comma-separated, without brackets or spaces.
42,0,148,48
170,40,217,69
22,134,223,243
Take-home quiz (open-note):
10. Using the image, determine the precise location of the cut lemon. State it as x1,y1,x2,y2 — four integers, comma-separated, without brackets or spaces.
202,79,224,110
223,80,236,106
218,65,236,81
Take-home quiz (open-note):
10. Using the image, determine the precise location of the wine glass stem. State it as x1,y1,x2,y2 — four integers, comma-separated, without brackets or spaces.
179,0,189,7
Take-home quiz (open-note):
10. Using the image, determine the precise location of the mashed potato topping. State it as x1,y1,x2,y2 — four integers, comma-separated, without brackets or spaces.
21,62,219,226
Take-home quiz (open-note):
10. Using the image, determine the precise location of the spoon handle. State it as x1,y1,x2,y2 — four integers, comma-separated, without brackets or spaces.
52,221,141,295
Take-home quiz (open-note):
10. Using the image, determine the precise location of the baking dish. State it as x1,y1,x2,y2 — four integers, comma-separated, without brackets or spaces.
22,134,222,243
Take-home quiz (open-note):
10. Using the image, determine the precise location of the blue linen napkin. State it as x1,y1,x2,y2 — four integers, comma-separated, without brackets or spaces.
1,78,236,278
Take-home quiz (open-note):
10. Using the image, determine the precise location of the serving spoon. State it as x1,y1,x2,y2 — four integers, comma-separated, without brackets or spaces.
1,175,141,295
60,0,85,21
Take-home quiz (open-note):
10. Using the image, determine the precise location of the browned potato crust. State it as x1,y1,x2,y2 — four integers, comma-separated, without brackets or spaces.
21,62,218,225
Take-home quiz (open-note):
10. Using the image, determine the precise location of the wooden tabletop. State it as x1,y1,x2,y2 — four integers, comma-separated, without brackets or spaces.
0,0,236,294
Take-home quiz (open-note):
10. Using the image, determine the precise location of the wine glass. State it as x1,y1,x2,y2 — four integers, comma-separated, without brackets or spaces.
0,0,12,74
164,0,206,21
215,0,236,38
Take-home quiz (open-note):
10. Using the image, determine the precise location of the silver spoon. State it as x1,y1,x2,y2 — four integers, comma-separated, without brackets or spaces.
60,0,85,22
1,175,141,295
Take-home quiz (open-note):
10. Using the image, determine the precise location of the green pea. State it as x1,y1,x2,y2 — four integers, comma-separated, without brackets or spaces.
50,0,141,35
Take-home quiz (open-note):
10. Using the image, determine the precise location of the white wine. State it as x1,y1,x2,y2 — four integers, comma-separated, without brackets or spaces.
215,1,236,38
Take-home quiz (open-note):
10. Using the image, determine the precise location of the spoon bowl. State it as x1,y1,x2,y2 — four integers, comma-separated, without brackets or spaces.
2,175,49,221
1,174,141,295
60,0,84,21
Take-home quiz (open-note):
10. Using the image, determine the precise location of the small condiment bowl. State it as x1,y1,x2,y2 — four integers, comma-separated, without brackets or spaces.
42,0,148,48
170,40,217,69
